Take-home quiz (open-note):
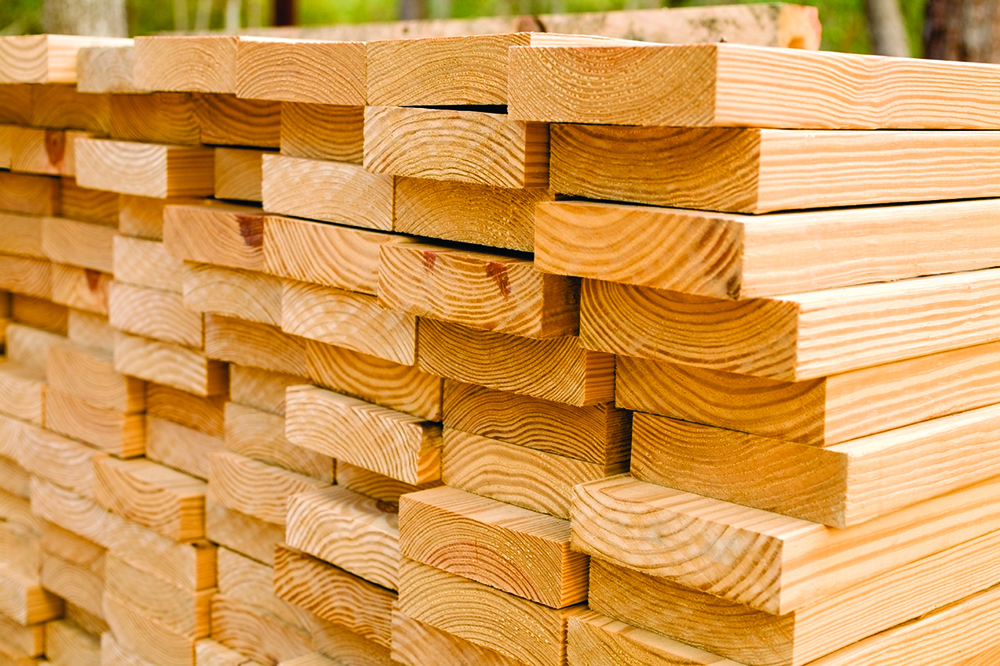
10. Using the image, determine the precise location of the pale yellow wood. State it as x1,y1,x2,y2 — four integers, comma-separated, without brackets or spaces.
204,314,308,376
229,364,306,416
263,215,397,295
0,360,44,424
306,339,441,421
113,235,184,293
110,92,200,146
146,417,225,481
273,544,395,648
379,243,579,338
364,106,548,189
216,547,311,631
0,35,130,84
205,500,283,567
419,320,615,406
0,256,51,300
391,611,524,666
224,402,334,482
0,522,39,585
4,324,65,372
164,204,267,272
67,310,113,353
0,614,43,659
76,43,138,93
211,596,312,665
42,219,114,274
18,421,108,498
100,631,157,666
195,638,266,666
0,212,44,259
276,654,339,666
0,172,59,216
0,485,42,534
182,262,281,326
64,603,107,637
45,620,100,666
30,478,216,591
282,280,417,366
214,148,265,202
0,637,46,666
0,562,63,624
114,331,227,397
146,380,226,438
261,154,394,231
207,450,329,526
286,384,441,485
134,36,239,93
572,473,1000,615
75,138,214,199
336,462,440,506
400,486,588,608
119,195,202,242
44,387,144,457
104,591,196,666
105,552,212,638
11,295,67,335
9,126,77,177
196,94,280,148
0,455,30,499
308,616,394,666
285,485,399,590
59,181,118,226
395,177,551,253
39,552,105,621
40,522,104,574
0,417,25,477
50,264,109,315
279,103,363,164
236,39,365,105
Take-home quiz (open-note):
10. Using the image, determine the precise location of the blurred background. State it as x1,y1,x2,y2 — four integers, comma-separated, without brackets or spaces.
0,0,988,61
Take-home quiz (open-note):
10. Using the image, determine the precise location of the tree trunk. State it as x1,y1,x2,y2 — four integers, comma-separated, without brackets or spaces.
865,0,910,56
42,0,127,37
924,0,1000,62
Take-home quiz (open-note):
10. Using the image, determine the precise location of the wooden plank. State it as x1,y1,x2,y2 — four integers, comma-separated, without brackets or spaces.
196,94,280,148
50,265,109,315
364,106,548,189
100,631,157,666
104,591,196,666
75,138,214,199
119,195,202,242
281,280,418,366
583,271,1000,381
286,384,441,485
93,457,206,541
224,402,334,482
261,154,394,231
67,310,113,353
12,295,68,334
0,520,40,581
164,204,267,272
146,417,225,481
44,387,145,457
0,637,45,666
76,43,138,94
5,324,65,372
207,451,329,526
211,596,312,666
59,181,118,226
0,361,44,424
40,522,104,573
0,84,30,124
109,92,200,146
535,199,1000,299
0,256,51,300
400,486,588,608
394,177,550,253
114,332,227,397
204,314,308,376
41,217,115,273
215,148,266,202
551,125,1000,214
391,611,524,666
0,614,43,658
279,103,363,164
39,552,104,620
443,380,629,465
217,547,311,632
0,173,59,216
0,486,42,534
133,36,238,93
0,213,44,259
30,478,217,591
104,552,212,638
195,639,265,666
64,603,107,637
9,126,79,177
285,486,399,590
146,384,226,439
0,35,129,84
19,422,108,498
277,654,339,666
572,473,1000,615
0,455,30,499
229,364,305,416
399,558,583,666
0,123,12,168
379,243,579,338
0,562,63,624
45,620,100,666
418,320,615,406
263,215,397,295
182,263,281,326
336,462,440,506
273,544,395,648
308,616,394,666
443,429,625,520
113,235,184,293
30,86,109,133
205,501,283,567
236,39,365,105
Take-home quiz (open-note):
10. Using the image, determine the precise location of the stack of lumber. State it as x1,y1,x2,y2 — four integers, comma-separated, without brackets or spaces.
14,8,1000,666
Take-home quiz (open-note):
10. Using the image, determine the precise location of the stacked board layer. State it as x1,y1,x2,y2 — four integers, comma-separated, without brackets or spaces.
7,7,1000,666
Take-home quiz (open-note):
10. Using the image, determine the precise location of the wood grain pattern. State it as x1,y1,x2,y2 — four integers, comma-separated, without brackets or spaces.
4,324,65,372
146,383,226,439
0,360,45,424
0,562,63,624
207,451,328,526
109,281,203,348
308,617,395,666
391,611,525,666
39,552,104,619
205,500,283,567
224,402,334,482
104,591,196,666
364,106,548,189
100,631,159,666
195,638,265,666
9,126,76,177
552,125,1000,214
119,194,202,242
113,235,184,293
114,331,228,397
261,154,394,231
443,429,626,520
400,486,588,608
211,597,314,666
0,213,44,259
109,93,200,146
60,181,118,226
572,473,1000,615
145,417,224,482
18,421,108,498
214,148,266,202
45,620,100,666
75,138,214,199
0,35,130,84
0,256,51,300
50,264,109,314
306,339,441,421
394,177,551,253
279,103,364,164
47,341,145,412
274,544,395,648
40,522,104,572
183,262,281,326
0,84,31,124
164,204,267,271
0,172,59,216
0,455,30,499
217,547,311,631
204,314,308,376
236,39,365,105
263,215,397,295
10,296,62,335
444,380,629,465
229,364,306,416
336,462,440,506
379,242,579,338
44,387,145,457
282,280,417,366
133,36,238,93
76,43,138,93
195,92,280,148
0,614,44,659
398,558,584,666
285,485,400,590
285,384,441,485
419,320,615,406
